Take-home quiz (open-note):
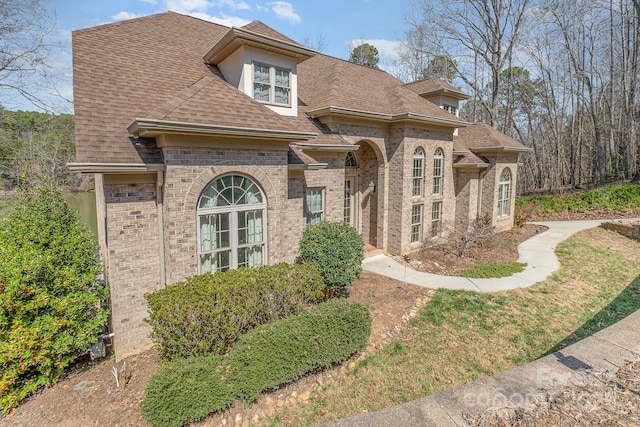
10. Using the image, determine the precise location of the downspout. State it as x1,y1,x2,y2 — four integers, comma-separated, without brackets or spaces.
156,170,166,288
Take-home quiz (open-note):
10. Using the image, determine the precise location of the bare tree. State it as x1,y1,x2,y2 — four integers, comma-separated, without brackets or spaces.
302,34,328,53
0,0,60,111
402,0,531,127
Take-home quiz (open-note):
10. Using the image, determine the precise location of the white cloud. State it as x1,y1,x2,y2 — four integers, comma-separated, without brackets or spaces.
111,11,142,21
269,1,301,23
190,11,250,27
165,0,211,14
215,0,250,10
139,0,158,4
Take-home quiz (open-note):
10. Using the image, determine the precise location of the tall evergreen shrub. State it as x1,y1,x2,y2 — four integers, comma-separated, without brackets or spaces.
0,184,108,413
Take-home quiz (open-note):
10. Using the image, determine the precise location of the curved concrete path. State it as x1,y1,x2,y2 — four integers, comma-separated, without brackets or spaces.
363,220,609,292
319,219,640,427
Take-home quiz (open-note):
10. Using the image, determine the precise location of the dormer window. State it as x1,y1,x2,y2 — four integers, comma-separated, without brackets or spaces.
253,63,290,105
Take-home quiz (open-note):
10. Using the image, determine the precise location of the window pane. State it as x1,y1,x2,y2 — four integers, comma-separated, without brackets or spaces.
344,180,351,224
238,245,264,269
274,87,290,104
254,64,270,83
254,83,270,102
275,69,289,87
238,209,264,245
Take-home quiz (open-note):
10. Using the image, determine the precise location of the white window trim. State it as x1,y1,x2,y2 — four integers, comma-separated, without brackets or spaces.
413,148,425,198
433,148,444,196
411,204,423,243
498,169,512,217
305,187,325,225
253,62,291,107
431,201,442,237
196,175,268,274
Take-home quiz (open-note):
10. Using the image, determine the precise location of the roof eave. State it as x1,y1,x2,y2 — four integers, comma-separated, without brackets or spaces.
421,88,470,100
471,146,531,154
128,118,317,142
288,163,328,171
204,27,316,65
295,142,359,152
453,163,490,170
306,107,468,128
67,162,166,173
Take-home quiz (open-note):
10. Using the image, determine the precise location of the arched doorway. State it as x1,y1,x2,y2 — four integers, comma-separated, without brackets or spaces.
355,141,382,247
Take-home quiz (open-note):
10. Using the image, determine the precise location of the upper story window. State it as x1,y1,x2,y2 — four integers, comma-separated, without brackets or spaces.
253,63,290,105
433,148,443,195
443,104,458,116
413,148,424,197
345,152,357,168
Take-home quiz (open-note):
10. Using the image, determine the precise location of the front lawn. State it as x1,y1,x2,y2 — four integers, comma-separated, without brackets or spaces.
268,226,640,426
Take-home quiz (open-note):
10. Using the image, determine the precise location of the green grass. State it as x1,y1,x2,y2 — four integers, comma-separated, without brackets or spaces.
461,262,527,278
264,227,640,426
516,183,640,218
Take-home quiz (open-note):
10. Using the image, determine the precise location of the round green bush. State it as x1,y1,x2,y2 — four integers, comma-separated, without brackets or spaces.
299,221,364,290
0,185,108,413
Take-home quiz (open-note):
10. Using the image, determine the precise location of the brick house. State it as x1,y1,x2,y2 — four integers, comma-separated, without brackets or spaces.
70,12,528,359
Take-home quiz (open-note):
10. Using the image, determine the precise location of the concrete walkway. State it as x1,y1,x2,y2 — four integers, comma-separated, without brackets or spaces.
363,220,608,292
319,219,640,427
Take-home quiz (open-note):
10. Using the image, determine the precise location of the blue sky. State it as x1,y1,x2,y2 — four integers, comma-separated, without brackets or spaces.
4,0,412,112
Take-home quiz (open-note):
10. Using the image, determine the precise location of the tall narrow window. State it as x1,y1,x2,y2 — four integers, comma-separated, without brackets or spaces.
433,148,443,195
344,180,353,225
413,148,424,197
498,168,512,217
411,204,423,243
431,202,442,237
198,175,266,273
306,188,324,225
345,151,357,168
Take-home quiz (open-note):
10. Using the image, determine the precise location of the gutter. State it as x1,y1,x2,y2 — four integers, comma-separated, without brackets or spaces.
68,163,166,173
306,106,469,128
128,118,317,141
294,143,360,152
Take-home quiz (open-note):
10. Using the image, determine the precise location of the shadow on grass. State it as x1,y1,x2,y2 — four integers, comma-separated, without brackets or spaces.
546,274,640,356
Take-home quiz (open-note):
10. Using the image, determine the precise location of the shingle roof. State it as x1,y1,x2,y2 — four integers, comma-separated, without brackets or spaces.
73,12,506,167
404,77,469,100
456,123,528,151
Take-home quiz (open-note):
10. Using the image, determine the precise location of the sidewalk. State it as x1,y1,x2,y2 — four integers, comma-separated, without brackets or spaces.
320,220,640,426
363,220,608,292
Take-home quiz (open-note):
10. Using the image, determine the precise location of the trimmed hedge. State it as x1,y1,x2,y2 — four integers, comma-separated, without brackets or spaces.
141,299,371,427
145,263,324,359
299,221,364,290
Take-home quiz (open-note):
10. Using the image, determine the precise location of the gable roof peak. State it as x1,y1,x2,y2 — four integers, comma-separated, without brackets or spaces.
403,77,470,100
204,20,315,65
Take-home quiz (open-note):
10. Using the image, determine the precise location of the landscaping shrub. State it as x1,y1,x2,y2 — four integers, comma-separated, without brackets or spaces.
299,221,364,291
145,263,324,359
0,185,108,414
141,299,371,427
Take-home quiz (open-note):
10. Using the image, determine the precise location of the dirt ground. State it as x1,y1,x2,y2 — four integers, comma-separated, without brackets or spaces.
397,223,547,276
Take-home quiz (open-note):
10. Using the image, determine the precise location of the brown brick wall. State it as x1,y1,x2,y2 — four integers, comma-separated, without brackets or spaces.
104,182,160,360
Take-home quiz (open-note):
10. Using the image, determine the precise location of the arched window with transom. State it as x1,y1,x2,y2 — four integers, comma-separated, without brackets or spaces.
413,148,424,197
433,148,443,195
197,174,267,273
497,168,511,217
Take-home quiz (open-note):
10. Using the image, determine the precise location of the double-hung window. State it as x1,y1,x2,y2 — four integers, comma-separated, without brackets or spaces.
413,148,424,197
411,204,423,243
253,63,290,105
433,148,443,195
306,188,324,225
431,202,442,237
498,169,512,217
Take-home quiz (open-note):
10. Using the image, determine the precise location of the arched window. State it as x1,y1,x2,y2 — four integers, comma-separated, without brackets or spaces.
413,148,424,197
433,148,443,195
498,168,511,217
345,151,357,168
197,174,266,273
